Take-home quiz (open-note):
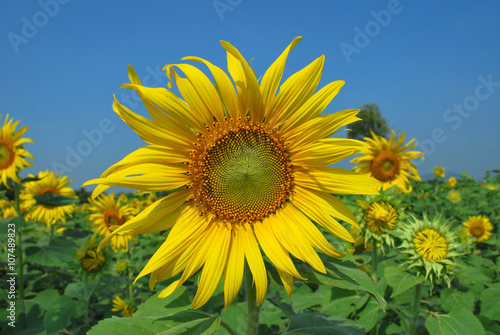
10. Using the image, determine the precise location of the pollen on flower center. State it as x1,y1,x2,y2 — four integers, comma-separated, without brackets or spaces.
371,150,400,182
190,118,293,224
104,209,125,227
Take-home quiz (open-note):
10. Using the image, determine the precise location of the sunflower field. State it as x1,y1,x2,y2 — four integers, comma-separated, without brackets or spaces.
1,37,500,335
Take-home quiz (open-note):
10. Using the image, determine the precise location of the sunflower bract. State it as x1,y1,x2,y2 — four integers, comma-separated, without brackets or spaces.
84,37,381,309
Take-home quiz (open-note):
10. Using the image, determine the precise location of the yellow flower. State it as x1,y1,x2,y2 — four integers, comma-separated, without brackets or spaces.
76,233,106,273
23,170,77,226
446,177,457,187
112,296,134,317
463,215,493,243
118,193,128,203
351,131,423,193
413,228,448,261
89,192,136,252
433,166,445,178
84,37,380,309
398,215,464,287
356,187,405,248
0,114,34,188
448,190,461,203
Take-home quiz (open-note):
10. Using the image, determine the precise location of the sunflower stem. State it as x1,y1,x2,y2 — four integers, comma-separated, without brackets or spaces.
245,262,261,335
83,272,89,326
371,242,378,281
408,283,422,335
13,182,27,326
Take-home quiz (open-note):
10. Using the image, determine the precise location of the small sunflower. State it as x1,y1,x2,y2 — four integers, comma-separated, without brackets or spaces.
398,214,465,287
0,114,34,188
89,192,136,252
447,190,461,203
23,170,77,226
446,177,457,187
433,166,445,178
463,215,493,243
84,37,380,309
351,131,423,193
112,296,135,317
76,233,106,273
356,187,405,248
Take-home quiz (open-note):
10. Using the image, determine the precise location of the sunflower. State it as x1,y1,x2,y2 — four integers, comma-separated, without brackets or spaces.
84,37,380,309
447,190,461,203
356,187,405,248
89,191,136,252
351,131,423,193
23,170,77,226
398,214,465,287
446,177,457,187
463,215,493,243
112,296,135,317
433,166,445,178
0,114,34,188
76,233,106,273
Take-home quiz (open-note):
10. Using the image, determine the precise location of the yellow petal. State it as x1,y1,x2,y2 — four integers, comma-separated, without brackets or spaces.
260,37,302,116
223,226,245,309
277,268,294,297
291,138,364,167
164,63,226,123
253,217,305,280
220,41,264,122
240,224,268,305
183,56,239,120
281,80,345,132
192,224,231,309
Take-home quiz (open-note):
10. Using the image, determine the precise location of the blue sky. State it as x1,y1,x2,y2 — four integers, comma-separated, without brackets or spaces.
1,0,500,192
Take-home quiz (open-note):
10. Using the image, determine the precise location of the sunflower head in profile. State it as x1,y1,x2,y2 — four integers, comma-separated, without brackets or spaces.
89,191,136,252
398,214,465,288
112,296,135,317
356,186,405,249
84,37,380,309
463,215,493,243
76,232,106,273
0,114,34,188
351,131,423,193
23,170,77,226
433,166,445,178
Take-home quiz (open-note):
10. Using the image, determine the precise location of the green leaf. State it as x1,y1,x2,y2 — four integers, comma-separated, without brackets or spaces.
20,176,42,183
0,215,26,229
425,308,485,335
0,190,7,199
350,297,381,332
283,312,364,335
480,284,500,322
25,237,78,267
89,287,222,335
34,193,79,207
384,266,424,297
297,260,386,310
440,288,474,313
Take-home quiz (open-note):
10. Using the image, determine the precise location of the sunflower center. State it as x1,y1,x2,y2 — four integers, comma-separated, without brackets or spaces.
365,201,398,234
471,224,485,237
38,186,60,195
371,150,400,182
104,209,125,227
191,119,293,224
413,228,448,261
0,143,14,169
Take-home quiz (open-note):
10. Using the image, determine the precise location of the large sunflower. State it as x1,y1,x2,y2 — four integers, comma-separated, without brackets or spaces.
23,170,77,226
89,192,136,252
84,37,380,309
351,131,423,193
0,114,34,187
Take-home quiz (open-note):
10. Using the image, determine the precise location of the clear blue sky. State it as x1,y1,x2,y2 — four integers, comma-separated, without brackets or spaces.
2,0,500,191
